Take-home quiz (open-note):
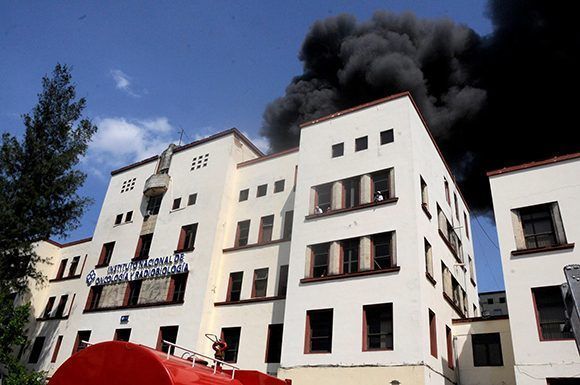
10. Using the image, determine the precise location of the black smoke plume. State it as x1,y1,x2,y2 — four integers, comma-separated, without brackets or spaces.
261,1,580,212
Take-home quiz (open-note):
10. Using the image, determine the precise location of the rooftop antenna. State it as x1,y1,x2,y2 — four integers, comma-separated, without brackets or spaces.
178,127,186,146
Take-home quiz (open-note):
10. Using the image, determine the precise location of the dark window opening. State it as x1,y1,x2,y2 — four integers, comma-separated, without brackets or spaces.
170,273,188,302
54,295,68,318
372,232,393,270
125,211,133,222
115,214,123,225
236,220,250,247
342,238,359,274
28,336,46,364
56,259,67,279
306,309,333,353
114,328,131,342
472,333,503,366
355,136,368,151
499,297,506,304
50,335,63,363
429,309,437,358
332,143,344,158
274,179,285,193
188,193,197,206
380,129,394,145
147,195,163,215
99,242,115,266
178,223,198,251
420,176,429,209
487,298,494,304
73,330,91,354
68,256,80,277
135,233,153,260
446,326,454,369
172,198,181,210
228,272,243,302
444,179,450,204
266,324,283,363
464,212,470,239
43,296,55,318
533,286,573,340
257,184,268,197
343,177,360,209
311,243,330,278
239,189,249,202
127,280,142,306
252,268,269,298
364,303,393,351
520,204,559,249
277,265,289,297
221,327,241,363
259,215,274,243
158,326,178,355
372,169,390,199
87,286,103,310
315,183,332,212
283,211,293,240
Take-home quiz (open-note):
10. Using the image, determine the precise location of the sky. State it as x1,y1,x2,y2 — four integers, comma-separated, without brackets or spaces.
0,1,503,293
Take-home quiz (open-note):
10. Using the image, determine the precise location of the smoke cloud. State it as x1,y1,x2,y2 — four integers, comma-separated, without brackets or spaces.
261,2,580,212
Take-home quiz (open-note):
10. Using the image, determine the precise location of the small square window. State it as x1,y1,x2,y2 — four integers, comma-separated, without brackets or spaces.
332,143,344,158
499,297,506,304
125,211,133,222
355,136,368,151
380,129,394,145
188,193,197,206
257,184,267,197
172,198,181,210
274,180,285,193
239,189,249,202
487,298,494,304
114,214,123,225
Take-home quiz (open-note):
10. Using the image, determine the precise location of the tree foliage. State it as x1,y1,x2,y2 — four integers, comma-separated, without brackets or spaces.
0,64,97,382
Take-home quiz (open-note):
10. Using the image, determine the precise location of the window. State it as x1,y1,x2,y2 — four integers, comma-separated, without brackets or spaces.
28,336,45,363
50,335,63,363
429,309,437,358
172,198,181,210
191,153,209,170
169,273,188,302
177,224,198,251
363,303,393,351
446,326,454,368
126,281,142,306
355,136,368,151
487,298,494,304
187,193,197,206
425,239,434,278
380,129,394,145
54,295,68,318
227,272,243,302
332,143,344,158
277,265,289,297
306,309,333,353
86,286,103,310
235,220,250,247
274,179,285,193
221,327,241,363
257,184,267,197
454,193,459,220
266,324,283,363
420,176,429,210
342,238,359,274
314,183,332,212
437,205,463,261
518,203,564,249
115,214,123,225
98,242,115,266
444,178,450,204
464,212,470,239
68,256,80,277
125,211,133,222
533,286,573,340
372,232,394,270
311,243,330,278
468,256,475,280
114,328,131,342
134,233,153,260
343,177,360,209
283,211,294,240
259,215,274,243
157,326,178,354
73,330,91,354
371,169,391,198
499,297,506,304
43,296,55,318
56,259,67,279
239,189,249,202
472,333,503,366
252,268,269,298
146,195,163,215
120,178,136,193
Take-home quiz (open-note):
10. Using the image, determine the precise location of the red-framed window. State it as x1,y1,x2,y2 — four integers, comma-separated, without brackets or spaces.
305,309,333,354
363,303,393,351
429,309,437,358
310,243,330,278
532,286,573,341
50,335,63,363
221,327,241,363
258,215,274,243
265,324,283,363
235,220,250,247
227,272,243,302
177,223,197,251
446,325,454,369
252,268,269,298
98,242,115,266
72,330,91,355
157,326,178,354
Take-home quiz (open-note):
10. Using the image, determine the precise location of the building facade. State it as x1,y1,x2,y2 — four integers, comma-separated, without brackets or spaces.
19,93,479,385
479,291,508,316
488,153,580,385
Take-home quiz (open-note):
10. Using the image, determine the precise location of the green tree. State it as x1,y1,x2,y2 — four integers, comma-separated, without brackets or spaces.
0,64,97,383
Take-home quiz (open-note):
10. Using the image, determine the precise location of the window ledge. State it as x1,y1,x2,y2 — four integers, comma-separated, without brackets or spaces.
113,221,133,228
214,295,286,307
223,238,289,253
170,207,186,213
49,274,81,283
94,263,110,269
362,348,394,352
36,315,69,321
426,272,437,286
300,266,400,284
422,204,432,220
305,197,399,220
511,243,575,256
174,247,195,254
83,299,184,313
443,292,466,318
438,230,463,264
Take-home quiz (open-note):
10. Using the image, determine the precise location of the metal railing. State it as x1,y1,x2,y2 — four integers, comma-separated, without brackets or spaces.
162,340,239,379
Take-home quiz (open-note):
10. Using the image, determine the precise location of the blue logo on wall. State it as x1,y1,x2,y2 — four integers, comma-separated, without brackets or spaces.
86,270,96,286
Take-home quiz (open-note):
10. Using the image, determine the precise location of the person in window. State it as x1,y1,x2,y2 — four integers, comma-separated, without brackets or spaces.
314,206,323,214
374,191,384,202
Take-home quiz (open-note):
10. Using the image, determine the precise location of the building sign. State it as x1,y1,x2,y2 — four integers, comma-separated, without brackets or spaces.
85,253,189,286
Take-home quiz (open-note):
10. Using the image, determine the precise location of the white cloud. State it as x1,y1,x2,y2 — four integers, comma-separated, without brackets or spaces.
87,117,177,172
110,69,140,97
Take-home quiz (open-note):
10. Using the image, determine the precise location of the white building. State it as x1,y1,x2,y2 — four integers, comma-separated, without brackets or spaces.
479,291,508,316
488,153,580,385
19,92,479,385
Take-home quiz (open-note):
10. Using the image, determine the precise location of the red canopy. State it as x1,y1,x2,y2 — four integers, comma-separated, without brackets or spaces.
48,341,288,385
